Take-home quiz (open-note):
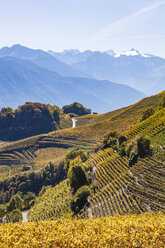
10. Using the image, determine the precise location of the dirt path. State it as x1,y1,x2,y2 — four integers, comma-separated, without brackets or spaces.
22,210,30,223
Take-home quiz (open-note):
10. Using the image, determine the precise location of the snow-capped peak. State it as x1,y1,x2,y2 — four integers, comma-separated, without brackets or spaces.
114,48,150,58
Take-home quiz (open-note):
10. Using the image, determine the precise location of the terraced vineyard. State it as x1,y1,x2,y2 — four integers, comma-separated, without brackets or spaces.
0,135,97,178
85,149,165,217
124,108,165,139
0,91,164,179
29,180,72,221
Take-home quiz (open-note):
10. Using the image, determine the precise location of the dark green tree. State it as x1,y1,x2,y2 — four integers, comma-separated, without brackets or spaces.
6,194,24,212
9,209,22,223
71,185,90,214
64,148,88,172
68,165,88,193
23,192,36,210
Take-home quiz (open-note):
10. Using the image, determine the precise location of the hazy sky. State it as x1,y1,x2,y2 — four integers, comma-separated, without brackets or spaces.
0,0,165,57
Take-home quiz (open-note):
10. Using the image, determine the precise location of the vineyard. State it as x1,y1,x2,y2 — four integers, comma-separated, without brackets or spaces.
124,108,165,139
29,180,72,221
0,212,164,247
0,91,164,179
0,135,97,178
85,149,165,217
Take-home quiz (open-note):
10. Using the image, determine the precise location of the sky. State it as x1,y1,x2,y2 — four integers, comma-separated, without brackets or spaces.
0,0,165,57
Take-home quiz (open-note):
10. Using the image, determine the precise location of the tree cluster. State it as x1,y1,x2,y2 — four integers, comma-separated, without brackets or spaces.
0,161,66,205
102,131,127,156
0,102,60,140
62,102,91,116
102,131,151,166
64,149,91,214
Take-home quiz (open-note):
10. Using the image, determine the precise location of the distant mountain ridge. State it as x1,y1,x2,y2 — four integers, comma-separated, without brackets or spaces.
0,55,145,113
49,48,165,94
0,44,91,78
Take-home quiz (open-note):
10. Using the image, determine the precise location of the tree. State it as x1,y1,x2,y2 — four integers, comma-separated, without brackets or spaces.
23,192,36,210
71,185,90,214
127,136,151,166
9,209,22,223
118,134,127,147
18,182,28,193
68,164,88,193
136,136,150,158
64,148,88,172
0,204,6,222
6,194,24,212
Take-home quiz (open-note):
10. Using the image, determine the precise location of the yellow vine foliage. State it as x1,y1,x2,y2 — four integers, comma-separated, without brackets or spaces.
0,212,164,247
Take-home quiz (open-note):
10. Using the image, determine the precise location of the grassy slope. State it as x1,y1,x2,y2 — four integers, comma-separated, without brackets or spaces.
0,91,164,179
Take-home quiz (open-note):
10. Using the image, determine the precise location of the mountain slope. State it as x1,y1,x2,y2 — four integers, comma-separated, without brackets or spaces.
54,49,165,94
0,91,164,178
0,44,91,78
0,56,145,113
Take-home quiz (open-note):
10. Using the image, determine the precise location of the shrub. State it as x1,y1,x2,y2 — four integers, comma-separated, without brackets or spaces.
71,185,90,214
118,134,127,147
126,142,134,157
18,182,28,193
0,204,6,222
103,131,118,149
118,146,126,157
129,149,138,167
9,209,22,223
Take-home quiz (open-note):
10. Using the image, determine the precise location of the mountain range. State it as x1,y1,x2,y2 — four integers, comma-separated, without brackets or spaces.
0,45,145,113
49,48,165,94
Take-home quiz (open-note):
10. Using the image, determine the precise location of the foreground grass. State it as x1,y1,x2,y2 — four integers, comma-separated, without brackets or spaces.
0,212,164,247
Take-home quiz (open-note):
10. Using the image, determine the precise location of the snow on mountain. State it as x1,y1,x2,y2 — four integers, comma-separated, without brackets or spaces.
115,48,150,58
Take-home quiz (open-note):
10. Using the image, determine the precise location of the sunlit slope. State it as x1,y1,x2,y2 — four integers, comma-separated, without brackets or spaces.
29,180,72,221
70,90,165,128
48,90,165,141
85,149,165,217
0,134,97,179
124,108,165,139
0,213,164,247
0,90,164,178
